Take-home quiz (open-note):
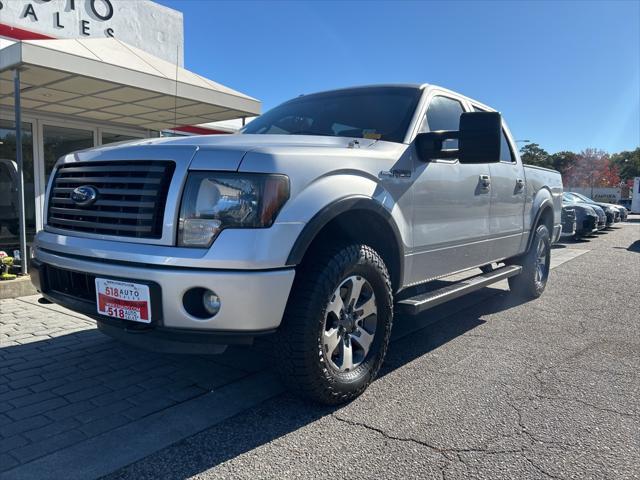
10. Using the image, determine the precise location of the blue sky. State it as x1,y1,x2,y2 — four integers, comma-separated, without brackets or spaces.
157,0,639,154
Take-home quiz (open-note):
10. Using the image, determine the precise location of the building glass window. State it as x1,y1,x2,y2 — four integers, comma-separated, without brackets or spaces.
43,125,94,182
0,119,35,254
101,132,142,145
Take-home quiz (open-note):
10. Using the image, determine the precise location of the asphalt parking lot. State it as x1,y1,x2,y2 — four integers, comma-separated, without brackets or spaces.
1,218,638,479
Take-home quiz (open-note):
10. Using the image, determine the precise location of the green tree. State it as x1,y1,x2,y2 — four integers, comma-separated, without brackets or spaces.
519,143,551,168
610,147,640,181
549,151,578,176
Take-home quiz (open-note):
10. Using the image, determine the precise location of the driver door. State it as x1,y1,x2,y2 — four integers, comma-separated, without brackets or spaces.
408,93,493,284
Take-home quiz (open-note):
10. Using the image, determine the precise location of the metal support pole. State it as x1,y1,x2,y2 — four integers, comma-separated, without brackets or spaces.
13,68,28,275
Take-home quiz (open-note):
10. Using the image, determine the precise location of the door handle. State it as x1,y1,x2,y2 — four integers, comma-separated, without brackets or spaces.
515,178,525,190
479,174,491,189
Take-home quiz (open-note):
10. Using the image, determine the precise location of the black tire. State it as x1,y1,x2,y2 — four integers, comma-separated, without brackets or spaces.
272,244,393,405
508,224,551,299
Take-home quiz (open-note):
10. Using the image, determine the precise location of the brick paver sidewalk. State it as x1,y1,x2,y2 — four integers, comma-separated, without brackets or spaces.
0,296,266,474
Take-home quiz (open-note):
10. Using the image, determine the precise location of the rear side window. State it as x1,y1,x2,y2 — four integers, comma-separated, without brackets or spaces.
499,130,515,162
472,104,515,163
423,96,465,148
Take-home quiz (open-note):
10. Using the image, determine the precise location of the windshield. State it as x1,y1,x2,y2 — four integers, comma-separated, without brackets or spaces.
570,192,592,202
241,86,422,143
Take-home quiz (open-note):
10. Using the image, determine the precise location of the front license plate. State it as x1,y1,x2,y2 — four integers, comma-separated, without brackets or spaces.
95,278,151,323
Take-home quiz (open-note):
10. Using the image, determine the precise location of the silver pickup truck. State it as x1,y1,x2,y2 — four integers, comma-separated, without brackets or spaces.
31,84,562,404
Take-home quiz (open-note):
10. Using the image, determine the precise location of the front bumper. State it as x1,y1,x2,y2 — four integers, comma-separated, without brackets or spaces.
575,215,598,236
560,219,577,238
31,247,296,336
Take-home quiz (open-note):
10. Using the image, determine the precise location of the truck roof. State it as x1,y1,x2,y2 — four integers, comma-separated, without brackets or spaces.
294,83,496,113
294,83,426,97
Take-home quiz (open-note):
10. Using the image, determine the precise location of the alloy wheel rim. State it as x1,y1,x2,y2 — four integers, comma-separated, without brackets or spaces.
535,237,548,286
322,275,377,372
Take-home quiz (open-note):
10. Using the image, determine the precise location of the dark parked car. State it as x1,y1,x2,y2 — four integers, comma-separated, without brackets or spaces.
0,159,36,236
563,193,607,230
560,206,577,238
618,199,632,211
562,197,599,238
564,192,618,227
569,192,627,222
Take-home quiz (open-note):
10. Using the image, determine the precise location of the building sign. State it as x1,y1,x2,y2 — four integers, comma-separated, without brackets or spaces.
0,0,184,65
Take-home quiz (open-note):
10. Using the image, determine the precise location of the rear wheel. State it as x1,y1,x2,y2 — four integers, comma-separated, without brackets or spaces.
273,244,393,405
508,224,551,299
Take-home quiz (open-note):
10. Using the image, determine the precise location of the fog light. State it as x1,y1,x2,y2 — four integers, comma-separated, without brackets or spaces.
202,290,221,316
183,287,221,319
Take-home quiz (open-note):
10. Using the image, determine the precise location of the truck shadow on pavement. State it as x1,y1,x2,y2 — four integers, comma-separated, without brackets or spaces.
1,286,524,477
102,286,529,479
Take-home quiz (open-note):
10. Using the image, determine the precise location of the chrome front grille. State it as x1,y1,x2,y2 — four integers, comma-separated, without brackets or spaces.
48,161,175,239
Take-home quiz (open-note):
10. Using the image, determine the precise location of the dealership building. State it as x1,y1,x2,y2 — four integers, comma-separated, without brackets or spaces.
0,0,261,263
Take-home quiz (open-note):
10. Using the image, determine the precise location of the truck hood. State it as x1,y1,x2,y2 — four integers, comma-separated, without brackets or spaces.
72,134,386,172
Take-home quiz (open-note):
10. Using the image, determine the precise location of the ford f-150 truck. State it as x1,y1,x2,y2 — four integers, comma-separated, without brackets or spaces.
31,85,563,404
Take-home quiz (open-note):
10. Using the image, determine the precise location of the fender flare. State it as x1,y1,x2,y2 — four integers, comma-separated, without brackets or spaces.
285,195,405,283
526,198,554,252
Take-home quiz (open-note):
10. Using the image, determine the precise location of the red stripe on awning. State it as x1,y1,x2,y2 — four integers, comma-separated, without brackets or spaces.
0,23,55,40
0,25,236,135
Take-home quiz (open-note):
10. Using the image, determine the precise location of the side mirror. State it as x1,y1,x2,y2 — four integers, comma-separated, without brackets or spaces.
415,111,502,163
458,111,501,164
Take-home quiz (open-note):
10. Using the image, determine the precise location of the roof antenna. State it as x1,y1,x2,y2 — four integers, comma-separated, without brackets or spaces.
173,43,179,134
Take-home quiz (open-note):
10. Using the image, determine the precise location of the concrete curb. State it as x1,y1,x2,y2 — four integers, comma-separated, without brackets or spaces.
0,276,37,300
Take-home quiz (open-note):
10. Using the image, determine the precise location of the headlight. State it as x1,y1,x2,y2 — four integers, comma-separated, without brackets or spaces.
178,172,289,247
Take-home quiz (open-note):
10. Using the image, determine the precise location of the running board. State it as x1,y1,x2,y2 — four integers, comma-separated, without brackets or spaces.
396,265,522,316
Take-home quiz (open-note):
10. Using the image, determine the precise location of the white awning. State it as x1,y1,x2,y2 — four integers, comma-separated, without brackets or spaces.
0,38,260,130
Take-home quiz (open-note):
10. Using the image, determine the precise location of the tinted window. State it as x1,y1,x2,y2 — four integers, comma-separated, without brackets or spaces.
472,105,514,162
424,96,464,148
242,87,422,143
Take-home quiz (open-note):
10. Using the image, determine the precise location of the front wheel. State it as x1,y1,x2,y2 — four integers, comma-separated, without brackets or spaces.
508,224,551,299
273,244,393,405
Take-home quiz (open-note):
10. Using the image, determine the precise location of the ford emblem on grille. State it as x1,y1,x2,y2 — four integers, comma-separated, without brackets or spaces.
71,186,99,207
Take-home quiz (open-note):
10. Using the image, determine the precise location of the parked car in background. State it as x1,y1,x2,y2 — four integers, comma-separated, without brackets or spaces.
560,206,577,238
618,199,632,211
590,205,608,230
563,193,607,230
569,191,627,222
565,192,618,226
562,200,599,238
0,159,35,236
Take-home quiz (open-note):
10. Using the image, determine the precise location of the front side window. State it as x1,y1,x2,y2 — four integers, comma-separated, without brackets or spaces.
241,86,422,143
422,96,465,148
